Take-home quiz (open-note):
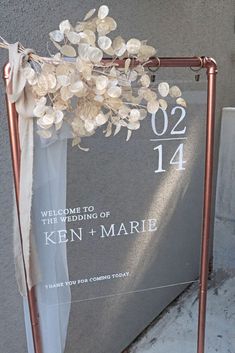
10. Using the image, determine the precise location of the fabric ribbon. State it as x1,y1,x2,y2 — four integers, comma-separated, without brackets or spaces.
7,42,40,295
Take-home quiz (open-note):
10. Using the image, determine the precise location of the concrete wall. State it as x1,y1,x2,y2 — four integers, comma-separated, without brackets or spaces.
0,1,234,352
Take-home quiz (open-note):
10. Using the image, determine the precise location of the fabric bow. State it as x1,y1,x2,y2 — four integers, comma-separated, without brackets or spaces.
8,42,40,295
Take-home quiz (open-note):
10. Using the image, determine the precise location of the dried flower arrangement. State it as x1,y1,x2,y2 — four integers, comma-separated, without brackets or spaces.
1,5,186,150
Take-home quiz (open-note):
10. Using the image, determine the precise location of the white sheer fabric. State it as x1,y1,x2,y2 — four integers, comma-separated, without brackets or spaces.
23,124,71,353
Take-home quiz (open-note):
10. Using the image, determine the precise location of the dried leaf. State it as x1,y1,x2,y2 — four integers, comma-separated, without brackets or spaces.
33,104,47,118
23,66,37,85
147,100,160,114
125,58,131,74
120,120,128,127
159,99,168,110
78,43,91,61
138,45,156,59
98,5,109,19
116,46,126,57
97,21,111,36
127,121,140,130
176,97,187,107
105,121,112,137
169,86,182,98
59,20,71,34
56,63,70,75
49,30,64,42
140,74,150,88
118,106,130,118
98,36,112,50
96,113,108,125
85,120,95,132
37,97,47,106
60,86,73,100
158,82,170,97
90,47,103,63
113,36,126,56
57,75,71,86
72,137,80,147
129,70,138,82
32,84,48,97
75,23,85,32
107,86,122,98
102,46,115,56
105,17,117,31
109,66,117,77
78,144,90,152
111,115,120,124
106,97,122,110
60,45,77,57
139,109,147,120
114,124,121,136
108,79,118,87
86,29,96,46
54,110,64,124
140,88,157,101
38,74,49,92
53,52,62,60
135,65,144,76
96,75,109,90
131,95,141,104
94,88,106,96
83,8,96,21
55,120,63,131
126,129,132,141
41,63,56,74
94,95,104,103
126,38,141,55
66,31,81,44
37,114,54,129
51,39,62,51
129,109,140,122
47,74,57,90
70,80,85,93
83,30,96,45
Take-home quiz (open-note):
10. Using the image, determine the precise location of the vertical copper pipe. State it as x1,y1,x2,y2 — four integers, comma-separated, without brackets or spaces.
3,63,43,353
197,57,217,353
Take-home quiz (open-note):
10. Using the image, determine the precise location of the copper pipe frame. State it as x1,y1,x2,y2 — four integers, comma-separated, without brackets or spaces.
3,56,217,353
3,64,42,353
197,57,217,353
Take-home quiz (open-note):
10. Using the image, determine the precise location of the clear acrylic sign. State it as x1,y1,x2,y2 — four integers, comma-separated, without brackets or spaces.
23,68,208,353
